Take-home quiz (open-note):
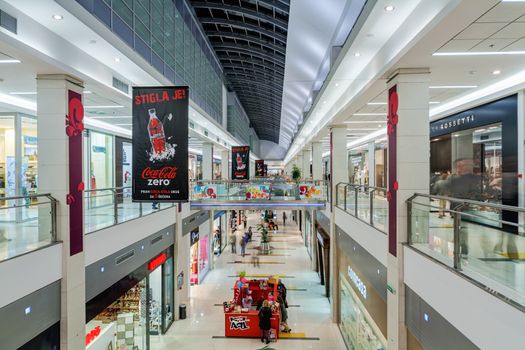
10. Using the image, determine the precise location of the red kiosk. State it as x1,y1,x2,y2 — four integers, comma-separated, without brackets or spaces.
223,277,281,338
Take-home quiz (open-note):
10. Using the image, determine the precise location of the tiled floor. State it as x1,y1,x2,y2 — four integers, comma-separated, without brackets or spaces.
150,211,346,350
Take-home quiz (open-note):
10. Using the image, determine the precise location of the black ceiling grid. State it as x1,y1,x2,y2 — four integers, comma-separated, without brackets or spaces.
189,0,290,143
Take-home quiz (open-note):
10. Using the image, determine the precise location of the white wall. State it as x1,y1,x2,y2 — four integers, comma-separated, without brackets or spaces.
0,243,62,308
404,246,525,349
259,140,288,160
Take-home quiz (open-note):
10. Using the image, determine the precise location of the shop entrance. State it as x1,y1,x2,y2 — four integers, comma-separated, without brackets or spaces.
189,228,210,285
85,250,174,350
316,227,330,298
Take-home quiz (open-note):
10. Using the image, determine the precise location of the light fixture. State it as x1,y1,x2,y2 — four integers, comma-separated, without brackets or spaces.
9,92,36,95
114,57,121,62
429,101,440,104
384,5,395,11
345,120,385,123
115,123,132,126
367,102,387,105
353,112,388,116
501,0,525,2
335,83,339,87
0,59,21,64
84,105,124,109
433,51,525,56
52,14,63,20
354,52,361,57
492,70,501,75
84,90,92,94
429,85,477,89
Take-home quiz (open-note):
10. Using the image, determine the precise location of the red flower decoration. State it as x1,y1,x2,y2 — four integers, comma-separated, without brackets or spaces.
393,181,399,191
77,181,85,192
66,193,75,205
66,97,84,137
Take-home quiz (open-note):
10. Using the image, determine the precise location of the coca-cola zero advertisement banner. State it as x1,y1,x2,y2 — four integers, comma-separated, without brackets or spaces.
255,159,264,177
232,146,250,180
132,86,189,201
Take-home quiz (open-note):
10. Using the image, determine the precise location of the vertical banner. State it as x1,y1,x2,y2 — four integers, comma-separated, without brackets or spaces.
132,86,189,201
387,85,398,257
255,159,264,177
263,164,268,177
67,90,84,256
231,146,250,180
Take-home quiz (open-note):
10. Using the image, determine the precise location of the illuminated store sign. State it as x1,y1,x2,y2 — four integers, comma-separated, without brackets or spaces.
348,266,367,299
431,114,475,134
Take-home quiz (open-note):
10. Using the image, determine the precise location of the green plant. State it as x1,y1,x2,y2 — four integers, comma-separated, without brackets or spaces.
257,224,269,243
291,164,301,183
239,270,246,278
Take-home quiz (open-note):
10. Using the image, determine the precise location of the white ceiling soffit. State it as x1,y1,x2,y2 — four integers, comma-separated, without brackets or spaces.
278,0,366,148
284,0,461,164
0,0,251,155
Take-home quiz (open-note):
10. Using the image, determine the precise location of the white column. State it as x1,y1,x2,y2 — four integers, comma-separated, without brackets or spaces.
386,68,430,350
209,211,214,270
329,125,347,322
221,150,230,180
302,149,312,180
312,142,323,180
249,159,255,179
37,74,85,350
202,142,213,180
175,203,191,319
368,141,376,188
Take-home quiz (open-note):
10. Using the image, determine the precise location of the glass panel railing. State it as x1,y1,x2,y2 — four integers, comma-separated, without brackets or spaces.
407,193,525,310
190,180,328,203
335,183,387,233
0,193,57,262
84,187,175,234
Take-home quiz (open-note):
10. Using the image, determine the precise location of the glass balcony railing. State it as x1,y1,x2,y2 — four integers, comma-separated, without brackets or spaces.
335,183,388,233
189,180,328,204
84,187,175,233
0,193,57,262
407,193,525,310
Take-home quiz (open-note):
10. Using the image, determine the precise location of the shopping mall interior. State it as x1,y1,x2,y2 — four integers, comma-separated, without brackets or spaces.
0,0,524,349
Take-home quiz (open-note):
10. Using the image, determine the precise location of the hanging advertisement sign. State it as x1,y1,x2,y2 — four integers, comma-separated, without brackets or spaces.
132,86,189,201
122,141,132,198
255,159,264,177
193,184,217,199
263,164,268,177
231,146,250,180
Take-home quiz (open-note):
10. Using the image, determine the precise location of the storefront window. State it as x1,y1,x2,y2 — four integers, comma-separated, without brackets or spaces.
339,275,386,350
199,234,210,280
213,214,223,256
349,149,369,185
89,131,114,207
149,265,162,336
21,117,38,197
374,142,387,189
213,159,221,180
162,257,174,332
0,116,15,200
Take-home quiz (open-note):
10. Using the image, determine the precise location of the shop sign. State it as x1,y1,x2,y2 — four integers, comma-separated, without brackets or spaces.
430,114,475,135
190,229,199,245
85,325,101,346
148,252,167,271
132,86,189,202
231,146,250,180
91,145,106,153
229,315,250,330
348,266,367,299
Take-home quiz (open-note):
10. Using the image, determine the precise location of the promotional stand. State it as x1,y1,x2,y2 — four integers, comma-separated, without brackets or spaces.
223,278,280,338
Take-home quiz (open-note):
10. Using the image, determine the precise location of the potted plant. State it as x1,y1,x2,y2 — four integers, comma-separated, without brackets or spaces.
291,164,301,199
257,224,271,255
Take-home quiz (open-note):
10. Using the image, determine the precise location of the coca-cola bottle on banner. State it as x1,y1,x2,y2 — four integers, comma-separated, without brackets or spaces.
148,108,166,155
236,153,243,169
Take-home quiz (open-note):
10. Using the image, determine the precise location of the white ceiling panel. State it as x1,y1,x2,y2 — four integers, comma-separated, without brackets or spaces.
503,37,525,50
490,22,525,39
438,39,481,52
476,2,525,23
470,37,517,51
455,22,507,40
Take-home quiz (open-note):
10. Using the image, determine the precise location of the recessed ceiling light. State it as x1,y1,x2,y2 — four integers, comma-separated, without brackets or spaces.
354,52,361,57
84,90,92,94
335,83,339,87
378,124,382,127
492,70,501,75
9,92,36,95
384,5,395,12
353,112,388,116
114,57,121,62
429,101,440,104
367,102,387,105
52,14,63,20
0,59,21,64
434,51,525,56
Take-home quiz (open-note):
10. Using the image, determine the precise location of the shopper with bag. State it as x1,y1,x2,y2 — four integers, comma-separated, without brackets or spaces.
258,300,273,344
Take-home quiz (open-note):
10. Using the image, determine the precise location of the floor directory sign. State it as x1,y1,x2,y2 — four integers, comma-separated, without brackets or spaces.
232,146,250,180
132,86,189,201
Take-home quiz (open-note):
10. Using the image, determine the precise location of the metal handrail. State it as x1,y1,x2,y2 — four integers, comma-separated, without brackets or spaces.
409,192,525,213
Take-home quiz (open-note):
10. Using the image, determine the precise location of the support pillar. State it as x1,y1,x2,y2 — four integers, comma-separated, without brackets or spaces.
221,150,229,180
37,74,85,350
249,159,255,179
312,142,323,180
302,149,312,180
329,125,348,322
386,68,430,350
295,153,304,179
202,142,213,180
368,141,376,187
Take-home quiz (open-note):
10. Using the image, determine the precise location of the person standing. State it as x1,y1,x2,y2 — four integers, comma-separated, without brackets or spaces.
258,300,273,344
243,214,247,229
240,233,247,257
229,231,237,254
282,211,287,226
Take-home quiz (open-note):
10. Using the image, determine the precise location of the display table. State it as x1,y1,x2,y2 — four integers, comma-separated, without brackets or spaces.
224,310,280,338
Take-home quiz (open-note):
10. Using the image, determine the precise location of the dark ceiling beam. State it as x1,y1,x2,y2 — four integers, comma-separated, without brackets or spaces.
228,77,282,90
191,2,288,30
220,56,286,74
256,0,290,13
237,97,282,110
214,44,285,67
230,86,283,98
207,31,286,54
222,63,284,76
225,72,281,83
199,17,287,43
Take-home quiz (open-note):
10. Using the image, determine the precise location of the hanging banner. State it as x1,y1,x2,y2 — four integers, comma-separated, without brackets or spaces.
263,164,268,177
231,146,250,180
132,86,189,201
246,185,271,200
255,159,265,177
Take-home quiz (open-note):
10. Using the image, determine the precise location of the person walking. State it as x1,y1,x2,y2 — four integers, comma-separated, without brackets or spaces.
229,231,237,254
243,214,247,229
282,211,287,226
240,233,247,257
258,300,273,344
